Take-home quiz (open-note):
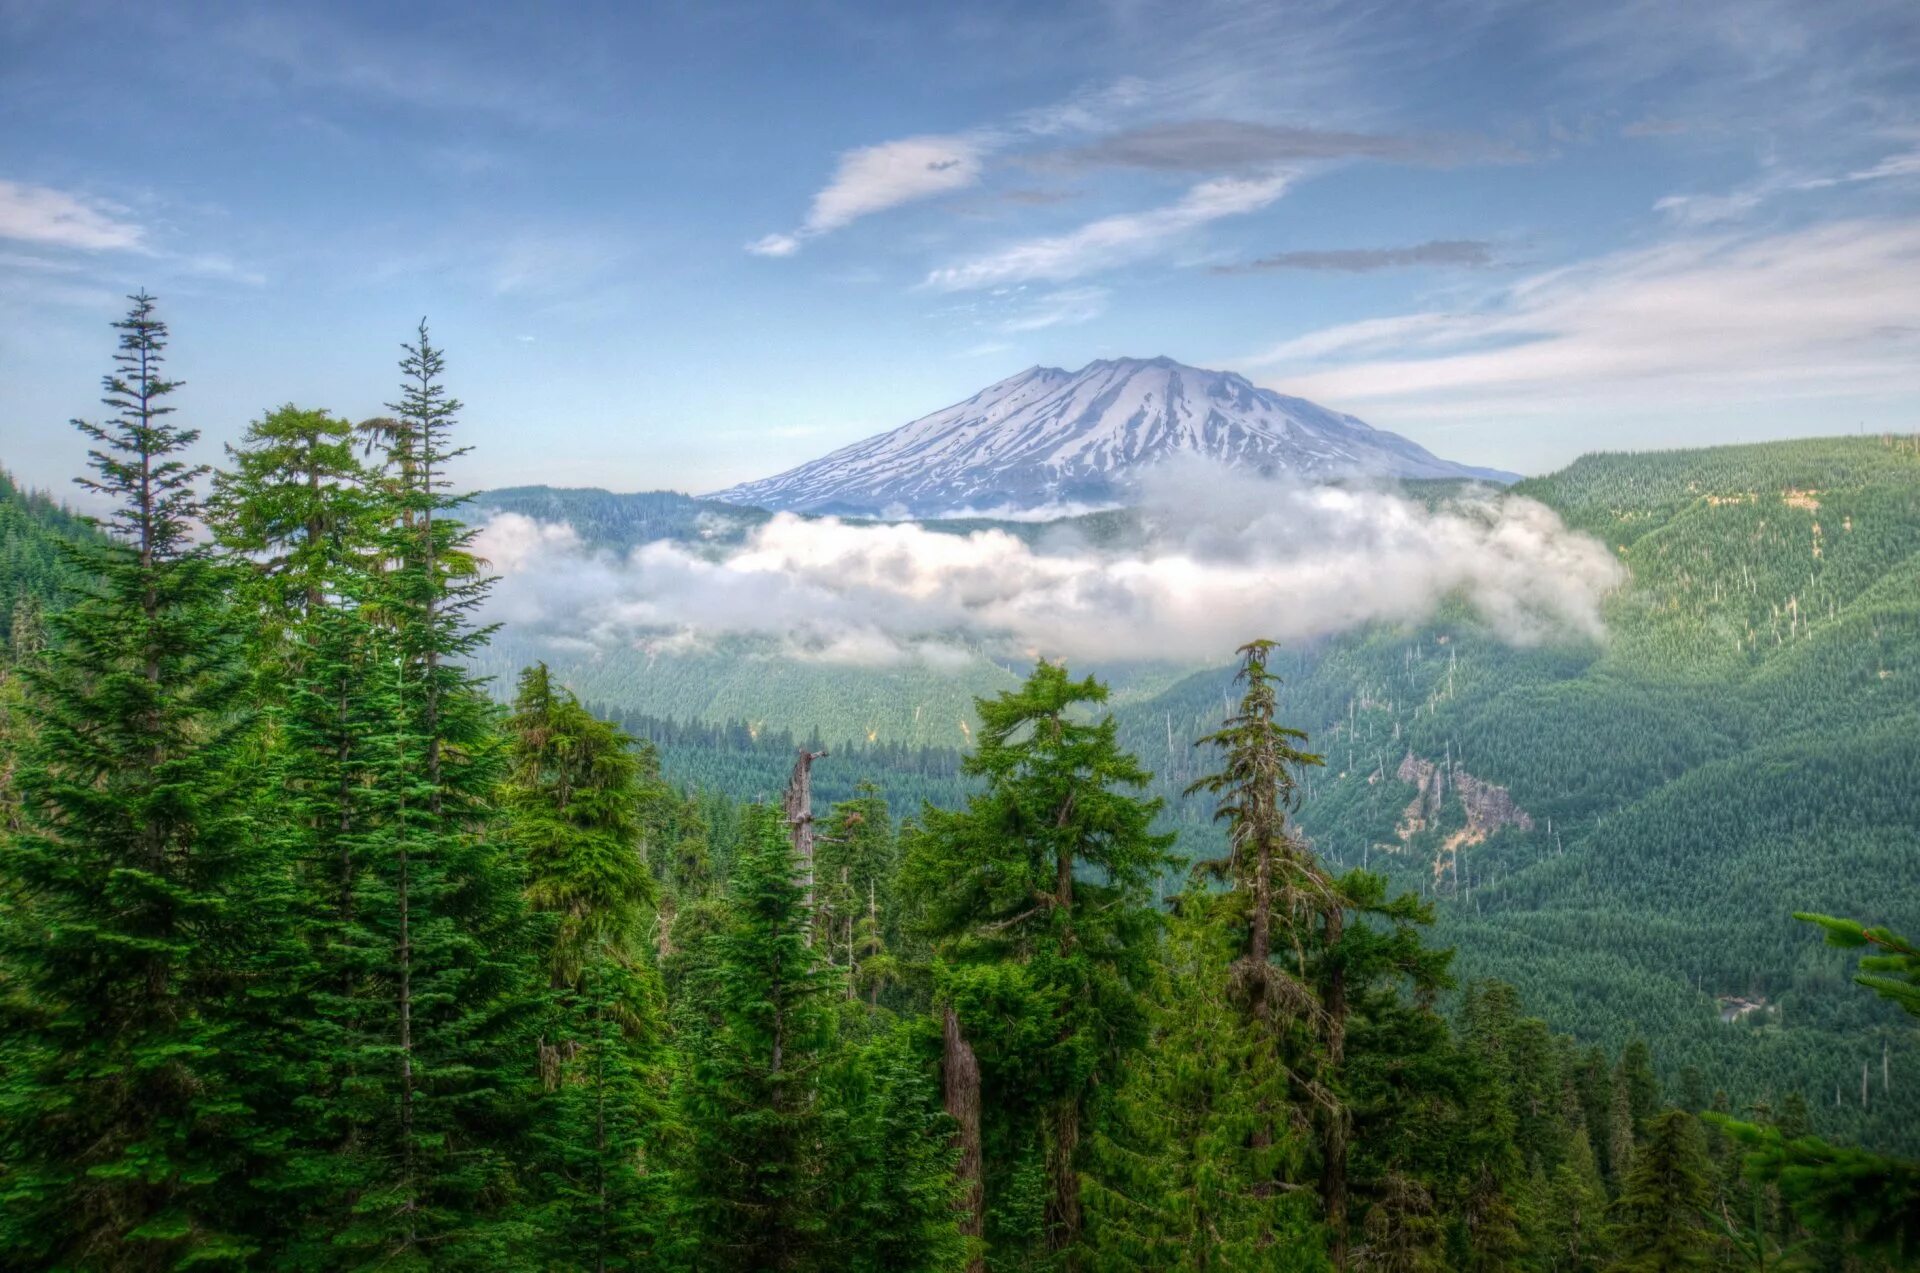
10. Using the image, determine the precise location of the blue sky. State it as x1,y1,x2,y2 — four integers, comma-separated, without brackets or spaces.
3,0,1917,495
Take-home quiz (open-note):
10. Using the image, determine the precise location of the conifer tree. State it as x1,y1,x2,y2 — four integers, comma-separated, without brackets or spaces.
305,322,540,1265
1608,1109,1713,1270
678,806,836,1271
817,782,896,998
1083,894,1327,1272
904,660,1174,1266
205,400,391,1258
822,1023,967,1273
1541,1127,1609,1272
0,293,262,1266
1150,639,1330,1258
504,663,670,1268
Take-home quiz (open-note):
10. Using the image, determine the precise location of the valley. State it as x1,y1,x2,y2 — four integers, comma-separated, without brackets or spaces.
477,433,1920,1154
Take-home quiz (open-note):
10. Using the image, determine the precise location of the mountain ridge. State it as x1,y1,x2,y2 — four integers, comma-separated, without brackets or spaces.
706,356,1518,516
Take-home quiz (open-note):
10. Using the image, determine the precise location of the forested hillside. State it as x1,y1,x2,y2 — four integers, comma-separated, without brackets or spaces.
1096,436,1920,1155
0,467,97,657
3,297,1915,1268
493,436,1920,1158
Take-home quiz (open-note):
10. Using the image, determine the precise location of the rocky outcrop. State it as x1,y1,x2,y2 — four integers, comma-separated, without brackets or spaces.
1395,753,1533,843
1394,752,1534,889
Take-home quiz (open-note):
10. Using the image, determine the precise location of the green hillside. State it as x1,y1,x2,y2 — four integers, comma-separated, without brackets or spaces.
1103,434,1920,1152
0,467,97,656
500,435,1920,1153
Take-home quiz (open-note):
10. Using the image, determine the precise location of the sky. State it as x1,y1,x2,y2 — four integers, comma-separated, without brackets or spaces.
2,0,1918,498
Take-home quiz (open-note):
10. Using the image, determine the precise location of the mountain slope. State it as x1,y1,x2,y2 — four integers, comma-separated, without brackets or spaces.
707,356,1516,515
1105,434,1920,1153
0,467,97,656
507,434,1920,1153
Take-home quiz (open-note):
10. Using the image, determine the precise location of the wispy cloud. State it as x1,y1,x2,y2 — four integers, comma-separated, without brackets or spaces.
1001,286,1110,331
749,132,989,256
0,180,144,251
1214,239,1496,275
1654,146,1920,226
1250,219,1920,412
926,174,1291,290
1035,118,1521,172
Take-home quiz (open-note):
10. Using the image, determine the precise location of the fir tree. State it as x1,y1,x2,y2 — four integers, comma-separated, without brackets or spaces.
206,399,389,1259
678,806,836,1271
0,293,262,1266
504,663,670,1269
1083,894,1328,1272
306,323,540,1266
1608,1109,1714,1270
821,1023,967,1273
1541,1128,1609,1272
904,660,1175,1267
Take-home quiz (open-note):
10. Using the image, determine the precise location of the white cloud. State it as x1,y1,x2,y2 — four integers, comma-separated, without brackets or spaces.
1654,146,1920,226
749,133,988,256
1250,219,1920,413
746,232,801,257
473,464,1623,668
925,173,1291,290
1001,285,1110,331
807,134,986,232
0,180,144,251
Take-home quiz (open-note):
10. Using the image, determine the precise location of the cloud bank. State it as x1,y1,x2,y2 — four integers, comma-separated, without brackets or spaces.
473,463,1624,668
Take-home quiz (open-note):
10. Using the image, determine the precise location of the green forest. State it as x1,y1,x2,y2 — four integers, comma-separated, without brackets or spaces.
476,434,1920,1165
1,296,1916,1269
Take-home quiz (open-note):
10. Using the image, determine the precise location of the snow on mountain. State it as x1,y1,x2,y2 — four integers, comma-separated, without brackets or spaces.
706,356,1517,516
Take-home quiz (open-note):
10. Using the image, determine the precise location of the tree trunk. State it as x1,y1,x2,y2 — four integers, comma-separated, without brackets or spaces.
1046,1098,1082,1264
783,749,826,943
943,1004,985,1273
1322,902,1348,1269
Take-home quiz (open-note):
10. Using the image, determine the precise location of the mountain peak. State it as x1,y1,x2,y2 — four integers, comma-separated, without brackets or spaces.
707,358,1515,516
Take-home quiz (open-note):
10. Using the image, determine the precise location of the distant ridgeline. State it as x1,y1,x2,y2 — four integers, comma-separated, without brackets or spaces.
478,434,1920,1154
0,466,99,656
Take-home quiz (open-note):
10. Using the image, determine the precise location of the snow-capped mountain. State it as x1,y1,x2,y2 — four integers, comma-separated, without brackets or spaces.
706,357,1516,516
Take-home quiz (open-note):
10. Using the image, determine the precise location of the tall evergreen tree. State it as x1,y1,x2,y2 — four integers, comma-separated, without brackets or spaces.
1608,1109,1713,1270
204,400,391,1259
1083,894,1328,1272
302,322,540,1266
904,660,1175,1267
821,1022,967,1273
503,662,671,1269
678,806,836,1271
0,293,262,1266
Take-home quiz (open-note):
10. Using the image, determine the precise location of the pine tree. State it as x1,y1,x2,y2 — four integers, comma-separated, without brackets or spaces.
1541,1127,1609,1272
303,322,541,1266
816,782,896,1000
822,1022,967,1273
0,293,262,1266
903,660,1175,1267
1608,1109,1713,1270
206,399,390,1259
504,663,670,1268
1083,895,1328,1272
678,806,836,1271
1146,638,1330,1260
